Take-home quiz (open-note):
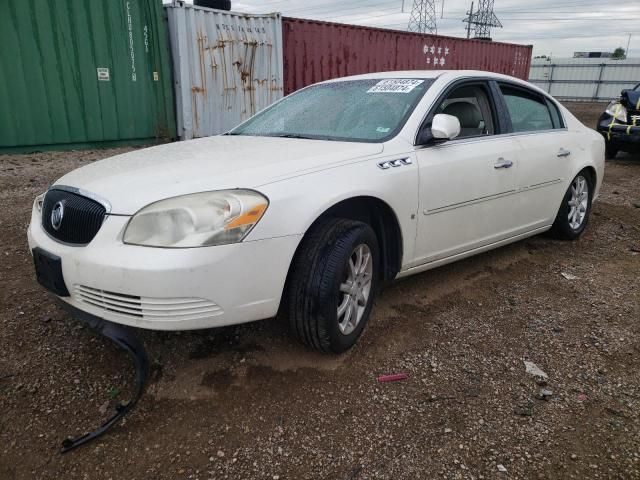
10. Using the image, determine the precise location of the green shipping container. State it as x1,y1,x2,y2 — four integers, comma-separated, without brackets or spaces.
0,0,175,153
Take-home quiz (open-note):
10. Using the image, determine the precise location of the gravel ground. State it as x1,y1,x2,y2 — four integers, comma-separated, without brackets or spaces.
562,102,607,130
1,103,639,479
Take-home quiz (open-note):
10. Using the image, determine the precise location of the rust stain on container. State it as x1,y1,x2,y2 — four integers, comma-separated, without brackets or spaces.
167,4,283,139
282,18,532,95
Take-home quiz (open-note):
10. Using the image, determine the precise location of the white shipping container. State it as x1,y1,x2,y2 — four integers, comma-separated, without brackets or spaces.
166,4,284,139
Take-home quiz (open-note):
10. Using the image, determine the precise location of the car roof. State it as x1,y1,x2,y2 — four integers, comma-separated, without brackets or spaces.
322,69,524,84
319,69,552,100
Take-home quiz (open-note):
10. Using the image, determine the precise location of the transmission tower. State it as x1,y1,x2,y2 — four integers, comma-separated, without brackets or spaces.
463,0,501,40
407,0,437,34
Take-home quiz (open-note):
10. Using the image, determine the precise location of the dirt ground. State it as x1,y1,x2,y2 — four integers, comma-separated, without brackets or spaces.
1,103,639,480
562,102,607,130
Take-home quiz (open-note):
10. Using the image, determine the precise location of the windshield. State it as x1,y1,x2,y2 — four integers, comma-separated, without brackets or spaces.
229,78,433,142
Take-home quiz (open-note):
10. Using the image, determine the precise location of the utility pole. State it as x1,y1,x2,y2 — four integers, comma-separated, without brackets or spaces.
625,33,631,59
464,1,474,39
407,0,438,34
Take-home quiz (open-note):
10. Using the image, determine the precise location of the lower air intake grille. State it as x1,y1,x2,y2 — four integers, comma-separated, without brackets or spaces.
74,285,223,322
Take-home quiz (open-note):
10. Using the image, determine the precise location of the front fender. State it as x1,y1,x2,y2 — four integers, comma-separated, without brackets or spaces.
248,153,419,270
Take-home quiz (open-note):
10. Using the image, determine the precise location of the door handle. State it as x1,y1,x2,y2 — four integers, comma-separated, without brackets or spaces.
557,148,571,158
494,158,513,169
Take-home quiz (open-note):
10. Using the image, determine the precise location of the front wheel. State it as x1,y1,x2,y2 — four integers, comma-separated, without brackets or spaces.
287,218,380,353
550,171,593,240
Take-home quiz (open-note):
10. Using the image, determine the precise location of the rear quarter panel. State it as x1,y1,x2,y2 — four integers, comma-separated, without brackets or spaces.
561,105,605,199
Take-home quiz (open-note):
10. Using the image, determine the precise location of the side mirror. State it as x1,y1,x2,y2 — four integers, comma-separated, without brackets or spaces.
431,113,461,140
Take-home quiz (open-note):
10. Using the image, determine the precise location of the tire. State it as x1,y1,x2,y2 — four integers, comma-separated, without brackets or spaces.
550,170,593,240
605,141,619,160
287,218,380,353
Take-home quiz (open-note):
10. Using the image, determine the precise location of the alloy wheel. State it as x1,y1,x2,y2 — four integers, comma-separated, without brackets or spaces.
568,175,589,230
337,244,373,335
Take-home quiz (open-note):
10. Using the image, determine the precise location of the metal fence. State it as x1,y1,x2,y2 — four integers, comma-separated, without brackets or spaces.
529,58,640,102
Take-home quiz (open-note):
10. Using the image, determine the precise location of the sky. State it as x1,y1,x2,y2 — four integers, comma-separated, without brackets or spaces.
222,0,640,58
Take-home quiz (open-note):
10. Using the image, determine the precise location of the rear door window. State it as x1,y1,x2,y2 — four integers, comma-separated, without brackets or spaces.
545,99,564,128
500,85,554,133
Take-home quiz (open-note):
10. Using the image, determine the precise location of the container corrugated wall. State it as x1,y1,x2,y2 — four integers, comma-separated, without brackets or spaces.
0,0,175,152
166,4,283,139
529,58,640,101
282,18,532,94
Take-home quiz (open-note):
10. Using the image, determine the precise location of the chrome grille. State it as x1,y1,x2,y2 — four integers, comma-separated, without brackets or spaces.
42,189,106,245
74,285,223,321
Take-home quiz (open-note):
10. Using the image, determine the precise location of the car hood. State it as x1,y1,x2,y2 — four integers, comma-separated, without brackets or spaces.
54,135,383,214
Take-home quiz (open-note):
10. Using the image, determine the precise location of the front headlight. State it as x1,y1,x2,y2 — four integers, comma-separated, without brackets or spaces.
123,189,269,248
605,101,627,123
34,192,45,213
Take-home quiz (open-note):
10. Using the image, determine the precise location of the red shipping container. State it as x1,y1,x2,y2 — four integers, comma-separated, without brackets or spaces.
282,17,532,94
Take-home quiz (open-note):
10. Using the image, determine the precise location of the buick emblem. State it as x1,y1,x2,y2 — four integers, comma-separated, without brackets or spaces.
51,201,65,231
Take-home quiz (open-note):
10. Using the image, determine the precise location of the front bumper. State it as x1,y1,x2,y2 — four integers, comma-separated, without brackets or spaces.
597,115,640,149
28,208,301,330
59,303,149,452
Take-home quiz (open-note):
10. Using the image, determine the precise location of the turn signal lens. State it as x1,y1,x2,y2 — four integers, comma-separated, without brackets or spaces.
34,193,45,213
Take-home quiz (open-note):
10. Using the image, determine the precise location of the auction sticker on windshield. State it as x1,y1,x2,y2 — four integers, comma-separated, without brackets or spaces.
367,79,424,93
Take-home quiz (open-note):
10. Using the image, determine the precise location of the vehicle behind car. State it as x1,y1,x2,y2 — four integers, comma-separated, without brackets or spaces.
597,83,640,158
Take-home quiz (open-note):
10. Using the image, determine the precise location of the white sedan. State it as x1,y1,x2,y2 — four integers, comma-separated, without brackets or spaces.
28,70,605,353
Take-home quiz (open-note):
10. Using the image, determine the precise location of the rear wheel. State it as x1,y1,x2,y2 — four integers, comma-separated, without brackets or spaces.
287,218,380,353
550,171,593,240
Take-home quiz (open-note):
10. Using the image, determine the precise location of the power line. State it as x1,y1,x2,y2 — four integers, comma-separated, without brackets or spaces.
324,9,405,22
374,20,640,41
273,0,398,16
490,30,640,41
234,0,639,23
458,16,640,21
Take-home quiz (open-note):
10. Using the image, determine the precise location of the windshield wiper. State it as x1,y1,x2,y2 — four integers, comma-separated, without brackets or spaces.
270,133,315,139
